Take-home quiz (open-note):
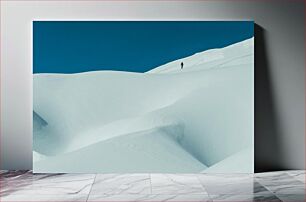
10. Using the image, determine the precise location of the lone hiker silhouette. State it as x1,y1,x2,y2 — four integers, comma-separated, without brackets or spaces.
181,62,184,70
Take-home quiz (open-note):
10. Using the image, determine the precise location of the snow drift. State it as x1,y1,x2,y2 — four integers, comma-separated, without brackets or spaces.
33,38,254,173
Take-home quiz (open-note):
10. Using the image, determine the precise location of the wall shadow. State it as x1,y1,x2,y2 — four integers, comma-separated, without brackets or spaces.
254,24,285,172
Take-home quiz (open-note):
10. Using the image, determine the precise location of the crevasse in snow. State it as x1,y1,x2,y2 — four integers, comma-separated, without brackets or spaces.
33,37,254,173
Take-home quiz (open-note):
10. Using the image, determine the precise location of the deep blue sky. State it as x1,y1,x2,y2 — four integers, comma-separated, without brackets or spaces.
33,21,253,74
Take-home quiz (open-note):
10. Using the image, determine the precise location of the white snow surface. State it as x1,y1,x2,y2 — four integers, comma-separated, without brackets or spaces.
33,37,254,173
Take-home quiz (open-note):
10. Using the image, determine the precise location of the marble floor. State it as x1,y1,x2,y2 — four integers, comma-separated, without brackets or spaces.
0,170,305,201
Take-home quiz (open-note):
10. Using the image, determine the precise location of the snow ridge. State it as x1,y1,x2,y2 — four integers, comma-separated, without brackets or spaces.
33,37,254,173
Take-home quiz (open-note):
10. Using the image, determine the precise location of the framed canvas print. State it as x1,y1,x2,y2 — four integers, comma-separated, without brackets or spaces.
33,21,254,173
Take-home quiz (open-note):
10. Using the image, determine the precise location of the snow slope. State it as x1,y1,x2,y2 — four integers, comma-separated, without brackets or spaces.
148,38,253,74
33,37,254,173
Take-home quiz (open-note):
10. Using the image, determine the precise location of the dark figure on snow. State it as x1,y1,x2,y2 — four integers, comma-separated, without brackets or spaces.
181,62,184,70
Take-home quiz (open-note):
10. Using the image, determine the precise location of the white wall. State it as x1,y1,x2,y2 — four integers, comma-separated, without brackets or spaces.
1,0,304,170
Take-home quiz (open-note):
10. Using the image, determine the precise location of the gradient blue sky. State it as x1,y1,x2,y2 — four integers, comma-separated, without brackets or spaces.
33,21,253,74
